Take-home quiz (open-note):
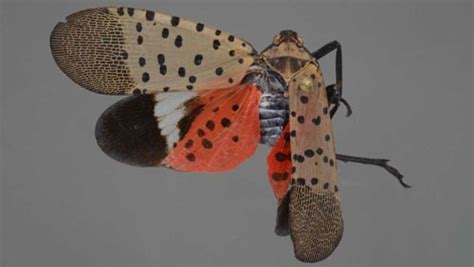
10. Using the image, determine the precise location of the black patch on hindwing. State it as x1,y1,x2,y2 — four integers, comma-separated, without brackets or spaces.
275,189,291,236
95,94,168,166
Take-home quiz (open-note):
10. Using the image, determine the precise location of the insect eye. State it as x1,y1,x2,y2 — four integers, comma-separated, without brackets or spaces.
298,77,313,92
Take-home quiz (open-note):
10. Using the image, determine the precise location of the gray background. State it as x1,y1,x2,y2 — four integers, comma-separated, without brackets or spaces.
1,0,472,266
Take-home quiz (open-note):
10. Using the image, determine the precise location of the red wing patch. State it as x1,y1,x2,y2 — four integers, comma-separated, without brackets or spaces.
162,83,261,172
267,124,292,201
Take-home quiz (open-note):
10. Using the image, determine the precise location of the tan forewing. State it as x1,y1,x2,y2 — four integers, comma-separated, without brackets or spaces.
287,62,343,263
50,7,255,95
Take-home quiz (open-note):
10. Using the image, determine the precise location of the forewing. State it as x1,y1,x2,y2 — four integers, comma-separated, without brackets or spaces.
287,63,343,263
95,83,261,171
50,7,255,95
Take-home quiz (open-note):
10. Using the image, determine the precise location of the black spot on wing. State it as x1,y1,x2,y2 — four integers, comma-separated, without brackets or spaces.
95,94,167,166
162,28,169,38
145,11,154,21
170,16,180,26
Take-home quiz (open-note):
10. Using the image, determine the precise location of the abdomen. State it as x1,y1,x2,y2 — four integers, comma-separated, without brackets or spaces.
243,65,289,146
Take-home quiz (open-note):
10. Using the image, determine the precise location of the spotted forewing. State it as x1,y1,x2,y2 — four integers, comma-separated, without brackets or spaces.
50,7,255,95
287,62,343,262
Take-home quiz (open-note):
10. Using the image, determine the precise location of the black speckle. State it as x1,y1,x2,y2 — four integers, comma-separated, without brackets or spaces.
242,43,246,47
189,76,197,83
137,35,143,44
215,29,221,35
213,39,221,50
291,166,296,174
160,65,167,75
232,136,239,142
173,142,177,148
127,8,134,16
194,54,203,65
291,178,296,185
229,50,235,57
290,130,296,137
132,88,141,95
138,57,146,67
291,111,296,117
323,182,329,189
120,50,128,60
312,116,321,125
221,118,231,127
178,67,186,77
186,85,193,90
197,129,205,137
304,150,314,157
186,153,196,162
275,152,288,162
300,96,308,104
196,23,204,32
310,74,316,79
329,159,334,166
228,78,234,83
316,148,323,155
232,104,239,111
238,58,244,64
297,178,305,186
170,16,180,26
157,54,165,65
206,120,215,130
228,35,235,42
142,72,150,82
174,35,183,48
311,177,318,185
202,139,213,149
136,22,142,32
184,139,193,148
272,173,282,181
297,116,305,124
212,107,219,112
162,28,169,38
334,185,339,192
325,134,330,141
145,11,155,21
297,155,305,163
215,67,223,76
323,156,329,163
117,7,124,16
323,107,328,114
163,87,170,92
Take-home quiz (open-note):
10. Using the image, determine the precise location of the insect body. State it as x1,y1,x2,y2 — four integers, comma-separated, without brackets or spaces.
51,7,407,263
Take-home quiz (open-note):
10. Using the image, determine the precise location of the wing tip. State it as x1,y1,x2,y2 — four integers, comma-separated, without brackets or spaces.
95,94,169,166
50,7,133,95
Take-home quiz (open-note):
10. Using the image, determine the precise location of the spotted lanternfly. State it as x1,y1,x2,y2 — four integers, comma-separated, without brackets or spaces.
50,7,409,263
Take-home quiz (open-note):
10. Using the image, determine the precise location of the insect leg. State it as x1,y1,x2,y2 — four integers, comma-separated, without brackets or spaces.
312,41,351,118
336,153,411,188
